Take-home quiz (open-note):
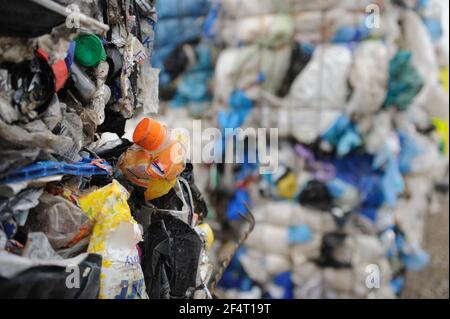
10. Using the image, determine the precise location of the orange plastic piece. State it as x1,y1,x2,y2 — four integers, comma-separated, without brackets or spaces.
133,118,167,151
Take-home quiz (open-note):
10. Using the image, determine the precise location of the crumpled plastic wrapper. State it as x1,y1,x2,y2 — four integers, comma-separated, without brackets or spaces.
26,193,88,250
79,180,148,299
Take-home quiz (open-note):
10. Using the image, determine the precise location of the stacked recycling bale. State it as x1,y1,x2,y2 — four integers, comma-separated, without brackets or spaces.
212,0,449,299
154,0,217,116
0,0,214,299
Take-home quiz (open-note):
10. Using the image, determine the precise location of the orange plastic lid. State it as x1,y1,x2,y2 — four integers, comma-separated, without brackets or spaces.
133,118,166,151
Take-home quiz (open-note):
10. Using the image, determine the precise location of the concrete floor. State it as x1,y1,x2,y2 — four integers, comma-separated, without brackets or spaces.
402,197,449,299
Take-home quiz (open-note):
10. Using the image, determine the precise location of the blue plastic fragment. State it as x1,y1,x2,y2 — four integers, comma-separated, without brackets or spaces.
398,130,422,174
321,113,362,157
203,2,221,39
422,18,443,43
226,190,250,221
288,225,313,244
327,178,347,199
65,41,76,69
268,272,294,299
0,158,113,184
401,247,430,272
390,276,405,295
218,247,255,291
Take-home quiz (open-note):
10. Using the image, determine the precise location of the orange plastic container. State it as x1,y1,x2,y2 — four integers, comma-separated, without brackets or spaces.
133,118,167,151
119,118,187,191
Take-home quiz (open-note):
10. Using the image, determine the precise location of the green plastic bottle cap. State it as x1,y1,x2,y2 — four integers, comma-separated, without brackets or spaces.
74,34,107,68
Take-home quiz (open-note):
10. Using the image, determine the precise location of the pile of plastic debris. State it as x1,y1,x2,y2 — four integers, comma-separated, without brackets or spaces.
0,0,214,299
206,0,449,299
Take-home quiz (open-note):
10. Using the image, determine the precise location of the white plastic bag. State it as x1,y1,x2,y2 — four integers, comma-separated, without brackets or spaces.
287,45,352,110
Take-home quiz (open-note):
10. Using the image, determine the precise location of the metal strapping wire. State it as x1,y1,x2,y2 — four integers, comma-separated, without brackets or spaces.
209,202,256,293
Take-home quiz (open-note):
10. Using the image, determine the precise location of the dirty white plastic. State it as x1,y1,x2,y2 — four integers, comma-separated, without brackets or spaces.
347,41,389,115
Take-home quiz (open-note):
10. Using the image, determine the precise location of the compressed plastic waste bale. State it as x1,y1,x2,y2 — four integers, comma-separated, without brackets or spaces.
153,0,211,87
210,0,448,301
0,0,186,300
79,180,148,299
